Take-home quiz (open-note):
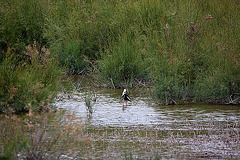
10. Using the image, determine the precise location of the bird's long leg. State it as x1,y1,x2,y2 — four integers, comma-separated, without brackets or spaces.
126,101,127,107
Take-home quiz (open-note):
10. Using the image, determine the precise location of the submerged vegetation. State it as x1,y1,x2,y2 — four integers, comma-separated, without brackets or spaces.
85,121,239,159
0,0,240,105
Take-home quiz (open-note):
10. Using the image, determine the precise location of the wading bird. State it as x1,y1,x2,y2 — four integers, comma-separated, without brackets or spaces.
122,89,131,106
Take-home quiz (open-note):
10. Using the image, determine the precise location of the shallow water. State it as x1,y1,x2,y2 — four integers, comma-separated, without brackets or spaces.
55,87,239,129
54,76,240,159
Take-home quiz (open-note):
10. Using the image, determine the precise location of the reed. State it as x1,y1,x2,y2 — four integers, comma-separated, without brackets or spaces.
85,97,93,114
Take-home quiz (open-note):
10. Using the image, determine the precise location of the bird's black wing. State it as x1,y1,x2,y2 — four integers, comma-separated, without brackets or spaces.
125,94,131,101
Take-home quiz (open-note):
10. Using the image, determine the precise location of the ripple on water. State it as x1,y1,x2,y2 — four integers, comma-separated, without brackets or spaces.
55,88,240,128
54,86,240,159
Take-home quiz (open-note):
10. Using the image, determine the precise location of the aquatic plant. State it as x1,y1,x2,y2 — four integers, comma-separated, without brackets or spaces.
83,118,239,159
85,97,93,114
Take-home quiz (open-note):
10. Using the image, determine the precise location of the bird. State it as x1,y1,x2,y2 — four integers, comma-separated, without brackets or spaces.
122,89,131,106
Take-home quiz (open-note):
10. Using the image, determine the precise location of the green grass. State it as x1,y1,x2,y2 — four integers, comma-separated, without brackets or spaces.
1,0,239,104
98,36,147,88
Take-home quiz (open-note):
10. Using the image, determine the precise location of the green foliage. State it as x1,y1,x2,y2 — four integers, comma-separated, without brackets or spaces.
0,45,61,113
59,41,88,74
43,0,101,72
99,37,146,88
1,0,239,104
0,0,47,48
154,60,187,105
194,67,240,104
145,0,240,104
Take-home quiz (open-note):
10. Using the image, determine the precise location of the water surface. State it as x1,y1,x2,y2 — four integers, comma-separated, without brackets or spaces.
54,77,240,159
55,87,239,128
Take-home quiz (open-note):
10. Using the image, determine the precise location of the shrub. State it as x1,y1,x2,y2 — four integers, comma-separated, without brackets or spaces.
0,110,92,159
43,0,101,73
0,44,61,113
152,56,191,105
0,0,47,49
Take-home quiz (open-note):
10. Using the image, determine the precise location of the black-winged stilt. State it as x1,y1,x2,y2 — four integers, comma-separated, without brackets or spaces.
122,89,131,106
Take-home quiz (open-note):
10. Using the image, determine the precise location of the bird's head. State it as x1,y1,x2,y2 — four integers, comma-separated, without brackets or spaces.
122,89,127,96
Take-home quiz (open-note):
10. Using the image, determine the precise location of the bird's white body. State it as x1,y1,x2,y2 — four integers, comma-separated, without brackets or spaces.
122,89,131,106
122,89,127,97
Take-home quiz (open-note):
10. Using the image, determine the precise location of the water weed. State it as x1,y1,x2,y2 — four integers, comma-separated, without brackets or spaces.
85,97,93,114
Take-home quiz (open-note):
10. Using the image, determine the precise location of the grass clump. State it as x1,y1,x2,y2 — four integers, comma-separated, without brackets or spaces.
194,67,240,104
85,97,93,114
59,40,89,74
146,0,240,104
99,37,147,88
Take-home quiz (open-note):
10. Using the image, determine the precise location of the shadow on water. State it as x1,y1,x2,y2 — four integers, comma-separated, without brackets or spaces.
55,75,240,159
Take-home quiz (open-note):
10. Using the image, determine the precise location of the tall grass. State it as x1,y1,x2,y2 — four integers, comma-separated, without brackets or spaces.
0,0,48,48
99,36,147,88
1,0,239,104
96,0,240,104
